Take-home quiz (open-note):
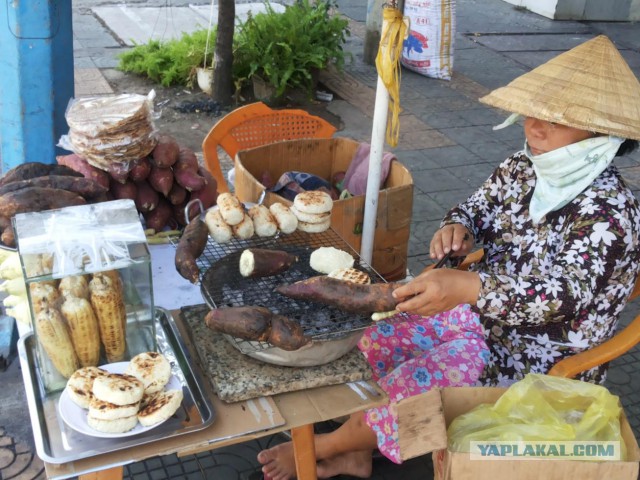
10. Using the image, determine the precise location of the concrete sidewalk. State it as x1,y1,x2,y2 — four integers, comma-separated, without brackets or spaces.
2,0,640,478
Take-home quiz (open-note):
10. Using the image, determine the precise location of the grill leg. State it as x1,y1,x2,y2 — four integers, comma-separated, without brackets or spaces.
291,424,317,480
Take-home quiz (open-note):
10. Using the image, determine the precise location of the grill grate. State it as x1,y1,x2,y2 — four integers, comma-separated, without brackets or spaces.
189,227,385,353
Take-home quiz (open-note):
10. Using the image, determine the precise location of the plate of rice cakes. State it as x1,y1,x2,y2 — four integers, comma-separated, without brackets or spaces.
58,352,184,438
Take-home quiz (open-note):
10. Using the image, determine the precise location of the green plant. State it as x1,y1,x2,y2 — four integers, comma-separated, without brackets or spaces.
234,0,350,97
118,29,217,87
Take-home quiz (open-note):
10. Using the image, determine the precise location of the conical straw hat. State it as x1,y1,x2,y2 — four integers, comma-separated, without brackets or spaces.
479,35,640,141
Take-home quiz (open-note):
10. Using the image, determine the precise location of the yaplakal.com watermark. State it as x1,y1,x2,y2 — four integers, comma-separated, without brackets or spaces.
469,441,621,460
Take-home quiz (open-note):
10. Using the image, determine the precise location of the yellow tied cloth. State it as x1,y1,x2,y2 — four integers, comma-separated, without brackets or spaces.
375,7,408,147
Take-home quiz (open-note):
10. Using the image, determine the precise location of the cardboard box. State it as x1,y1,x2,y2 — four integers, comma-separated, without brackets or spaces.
234,138,414,281
397,387,640,480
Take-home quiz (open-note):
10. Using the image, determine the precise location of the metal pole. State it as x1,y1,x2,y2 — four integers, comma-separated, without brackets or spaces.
0,0,74,172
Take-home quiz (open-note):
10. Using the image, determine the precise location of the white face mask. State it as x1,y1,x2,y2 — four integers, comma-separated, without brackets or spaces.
525,135,624,224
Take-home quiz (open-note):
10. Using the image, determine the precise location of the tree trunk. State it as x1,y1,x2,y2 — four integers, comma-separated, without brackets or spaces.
211,0,235,105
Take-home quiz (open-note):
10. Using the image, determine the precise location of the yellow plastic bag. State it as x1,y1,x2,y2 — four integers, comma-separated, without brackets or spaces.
448,374,626,459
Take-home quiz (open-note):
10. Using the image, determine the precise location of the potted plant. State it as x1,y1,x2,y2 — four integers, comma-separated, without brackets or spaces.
233,0,350,102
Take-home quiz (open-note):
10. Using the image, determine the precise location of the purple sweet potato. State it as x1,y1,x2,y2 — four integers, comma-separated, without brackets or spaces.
185,167,218,220
173,147,205,192
174,216,208,283
167,183,187,206
56,154,110,190
134,180,159,213
148,165,174,197
0,187,87,219
151,134,180,168
143,197,173,232
0,162,82,187
275,276,401,313
0,175,108,201
110,179,138,202
204,306,273,341
129,156,152,182
267,315,311,351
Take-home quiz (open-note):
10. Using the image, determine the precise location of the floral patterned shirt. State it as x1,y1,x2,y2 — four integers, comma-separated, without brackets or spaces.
442,152,640,386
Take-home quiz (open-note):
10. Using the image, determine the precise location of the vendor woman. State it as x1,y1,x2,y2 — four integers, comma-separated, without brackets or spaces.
258,35,640,479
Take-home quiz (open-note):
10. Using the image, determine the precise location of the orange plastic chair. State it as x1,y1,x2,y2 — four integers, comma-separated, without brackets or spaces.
202,102,337,193
424,249,640,379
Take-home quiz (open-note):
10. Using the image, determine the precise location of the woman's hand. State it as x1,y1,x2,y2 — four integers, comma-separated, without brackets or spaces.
392,268,481,317
430,224,474,261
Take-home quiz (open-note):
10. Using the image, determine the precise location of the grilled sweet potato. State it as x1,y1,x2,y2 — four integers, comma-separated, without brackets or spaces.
275,276,400,313
174,217,208,283
204,306,273,342
239,248,298,278
0,187,87,219
267,315,311,351
0,175,108,200
0,162,82,187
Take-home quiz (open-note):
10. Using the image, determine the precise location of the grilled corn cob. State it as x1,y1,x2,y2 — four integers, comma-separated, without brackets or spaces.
35,307,79,378
61,296,101,367
29,281,61,314
90,275,126,363
59,275,90,299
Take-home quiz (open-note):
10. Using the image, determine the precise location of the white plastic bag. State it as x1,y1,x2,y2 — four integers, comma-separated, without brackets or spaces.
401,0,455,80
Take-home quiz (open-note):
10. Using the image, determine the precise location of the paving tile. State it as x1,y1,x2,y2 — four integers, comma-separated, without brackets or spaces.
412,191,449,221
397,129,455,150
393,150,440,170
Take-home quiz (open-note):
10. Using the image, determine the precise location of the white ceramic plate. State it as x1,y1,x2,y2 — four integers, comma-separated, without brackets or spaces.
58,361,181,438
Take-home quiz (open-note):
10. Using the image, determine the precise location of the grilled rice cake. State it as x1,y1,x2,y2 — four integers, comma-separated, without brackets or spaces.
328,268,371,285
126,352,172,394
87,414,139,434
92,373,144,406
137,389,184,427
66,366,110,409
88,397,140,420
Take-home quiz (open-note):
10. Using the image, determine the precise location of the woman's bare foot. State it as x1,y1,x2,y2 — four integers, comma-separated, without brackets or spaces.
317,450,373,479
258,442,297,480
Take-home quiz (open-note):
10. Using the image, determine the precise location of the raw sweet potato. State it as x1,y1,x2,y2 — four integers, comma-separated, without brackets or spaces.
185,167,218,218
172,201,188,227
0,175,108,201
275,276,400,313
1,224,15,248
148,165,174,197
56,154,110,190
204,306,273,342
134,180,159,213
267,315,311,350
0,187,87,219
128,156,152,182
143,197,173,232
167,183,187,206
0,162,82,187
239,248,298,278
110,179,138,202
174,216,208,283
106,161,132,184
173,147,205,192
151,134,180,168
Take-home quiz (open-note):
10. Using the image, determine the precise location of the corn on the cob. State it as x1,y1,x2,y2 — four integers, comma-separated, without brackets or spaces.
59,275,90,299
6,301,32,325
90,275,126,363
0,252,22,279
29,281,61,314
35,307,79,378
0,277,27,296
61,296,101,367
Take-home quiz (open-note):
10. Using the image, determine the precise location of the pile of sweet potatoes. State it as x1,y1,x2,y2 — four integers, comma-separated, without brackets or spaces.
57,133,218,233
0,162,109,247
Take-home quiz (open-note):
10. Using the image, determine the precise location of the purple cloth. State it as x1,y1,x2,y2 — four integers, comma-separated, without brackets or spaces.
271,171,335,201
343,143,396,196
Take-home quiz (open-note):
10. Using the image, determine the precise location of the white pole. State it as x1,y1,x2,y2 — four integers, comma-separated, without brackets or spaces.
360,75,389,266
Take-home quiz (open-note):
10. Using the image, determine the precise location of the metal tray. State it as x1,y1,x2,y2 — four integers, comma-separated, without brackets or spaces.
17,307,216,465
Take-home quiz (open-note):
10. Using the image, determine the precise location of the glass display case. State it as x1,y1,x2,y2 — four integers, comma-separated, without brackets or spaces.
13,199,155,392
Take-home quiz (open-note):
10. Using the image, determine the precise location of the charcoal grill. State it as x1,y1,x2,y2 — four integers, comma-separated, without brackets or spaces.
197,227,386,366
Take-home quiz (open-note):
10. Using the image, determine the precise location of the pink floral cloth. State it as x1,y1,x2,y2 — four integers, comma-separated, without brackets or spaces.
358,304,489,463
